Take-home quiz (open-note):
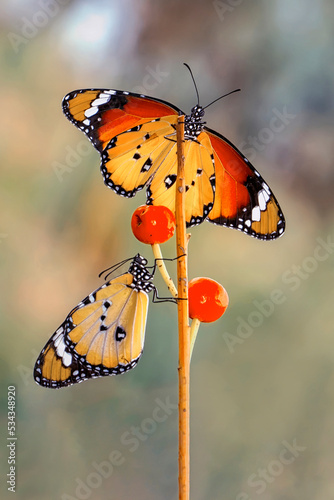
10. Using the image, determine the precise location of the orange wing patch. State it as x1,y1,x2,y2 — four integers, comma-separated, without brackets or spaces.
206,129,285,240
63,89,180,151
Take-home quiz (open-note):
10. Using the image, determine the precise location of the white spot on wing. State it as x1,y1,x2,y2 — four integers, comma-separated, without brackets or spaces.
258,190,269,210
262,182,270,195
92,96,110,106
54,333,63,347
56,338,66,357
252,206,261,221
62,351,72,367
85,107,98,118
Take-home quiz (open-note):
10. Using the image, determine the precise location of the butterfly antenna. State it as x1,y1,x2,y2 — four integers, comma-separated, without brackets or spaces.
183,63,200,106
99,257,134,279
203,88,241,110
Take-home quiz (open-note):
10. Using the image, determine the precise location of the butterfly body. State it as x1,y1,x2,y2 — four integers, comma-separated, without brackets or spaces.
34,255,154,389
184,105,206,139
63,87,285,239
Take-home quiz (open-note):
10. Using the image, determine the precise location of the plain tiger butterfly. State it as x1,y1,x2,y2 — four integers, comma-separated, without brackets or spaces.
34,254,172,389
62,65,285,240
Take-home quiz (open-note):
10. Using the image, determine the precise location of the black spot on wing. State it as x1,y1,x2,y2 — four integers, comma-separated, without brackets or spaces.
115,326,126,341
141,157,153,173
164,174,177,189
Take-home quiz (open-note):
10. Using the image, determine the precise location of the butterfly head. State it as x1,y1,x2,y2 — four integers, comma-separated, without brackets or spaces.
133,253,148,267
190,104,205,121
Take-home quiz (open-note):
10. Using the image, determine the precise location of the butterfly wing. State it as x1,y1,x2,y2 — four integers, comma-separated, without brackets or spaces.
204,128,285,240
33,329,91,389
62,89,215,226
34,273,148,388
62,89,181,153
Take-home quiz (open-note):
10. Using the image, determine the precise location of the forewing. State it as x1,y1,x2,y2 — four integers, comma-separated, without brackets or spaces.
62,89,181,152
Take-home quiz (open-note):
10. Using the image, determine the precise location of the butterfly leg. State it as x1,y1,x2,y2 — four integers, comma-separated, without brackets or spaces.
151,286,188,305
149,254,187,276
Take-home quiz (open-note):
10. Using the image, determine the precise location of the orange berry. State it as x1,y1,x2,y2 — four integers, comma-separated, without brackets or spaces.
131,205,176,244
188,277,229,323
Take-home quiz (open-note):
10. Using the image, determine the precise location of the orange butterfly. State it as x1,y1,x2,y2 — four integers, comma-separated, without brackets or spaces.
34,255,165,389
62,69,285,240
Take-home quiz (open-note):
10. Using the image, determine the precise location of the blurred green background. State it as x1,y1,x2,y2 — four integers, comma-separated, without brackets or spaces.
1,1,334,499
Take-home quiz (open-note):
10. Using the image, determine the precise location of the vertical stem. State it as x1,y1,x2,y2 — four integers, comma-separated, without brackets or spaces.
176,115,190,500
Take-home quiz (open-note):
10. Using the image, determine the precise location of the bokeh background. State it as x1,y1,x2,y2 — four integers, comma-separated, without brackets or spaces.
1,1,334,499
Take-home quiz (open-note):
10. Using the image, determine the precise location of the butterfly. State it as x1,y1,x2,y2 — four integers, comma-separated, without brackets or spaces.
34,254,169,389
62,67,285,240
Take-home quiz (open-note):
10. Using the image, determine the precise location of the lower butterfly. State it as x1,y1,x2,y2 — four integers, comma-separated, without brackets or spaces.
62,67,285,240
34,255,169,389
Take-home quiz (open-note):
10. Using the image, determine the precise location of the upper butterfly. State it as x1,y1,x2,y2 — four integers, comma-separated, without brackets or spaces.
62,83,285,240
